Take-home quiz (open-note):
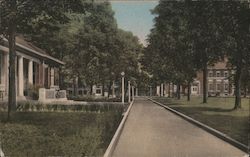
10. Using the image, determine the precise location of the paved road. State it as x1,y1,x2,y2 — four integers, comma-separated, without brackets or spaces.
112,98,247,157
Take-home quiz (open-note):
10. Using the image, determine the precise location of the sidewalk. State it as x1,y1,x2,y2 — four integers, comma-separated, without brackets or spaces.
112,98,247,157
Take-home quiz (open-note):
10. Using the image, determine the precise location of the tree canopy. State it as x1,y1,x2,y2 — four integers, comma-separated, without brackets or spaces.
142,0,250,108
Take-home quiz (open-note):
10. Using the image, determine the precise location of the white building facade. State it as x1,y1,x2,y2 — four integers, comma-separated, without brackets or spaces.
0,36,65,101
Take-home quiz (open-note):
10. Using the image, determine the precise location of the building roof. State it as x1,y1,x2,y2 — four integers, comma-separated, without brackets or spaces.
208,59,228,70
0,35,65,66
15,36,48,55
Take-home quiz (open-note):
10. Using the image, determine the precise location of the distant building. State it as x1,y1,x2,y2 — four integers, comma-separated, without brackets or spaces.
192,60,234,96
0,36,65,102
66,79,119,98
157,60,234,97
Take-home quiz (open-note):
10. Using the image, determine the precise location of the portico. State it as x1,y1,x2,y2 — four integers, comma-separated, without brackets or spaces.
0,36,64,101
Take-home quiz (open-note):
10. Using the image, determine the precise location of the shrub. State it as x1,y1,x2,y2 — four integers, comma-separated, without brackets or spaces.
69,95,128,102
16,102,126,113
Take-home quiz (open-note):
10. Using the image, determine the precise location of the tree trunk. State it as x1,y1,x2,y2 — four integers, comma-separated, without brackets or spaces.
168,83,171,98
112,80,115,97
73,77,78,96
203,64,208,103
243,85,247,98
234,65,242,109
8,23,17,120
102,81,105,97
177,83,181,100
73,78,76,96
187,81,191,101
108,80,112,98
172,83,174,98
90,84,93,95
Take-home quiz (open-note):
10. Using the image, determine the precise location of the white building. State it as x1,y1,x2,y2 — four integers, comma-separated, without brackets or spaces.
0,36,65,101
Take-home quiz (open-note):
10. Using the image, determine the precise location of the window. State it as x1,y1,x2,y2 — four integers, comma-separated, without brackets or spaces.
224,84,229,91
84,90,87,95
209,71,213,77
224,71,228,78
193,87,197,91
216,84,221,91
216,71,221,77
96,89,101,94
78,90,83,95
209,84,213,91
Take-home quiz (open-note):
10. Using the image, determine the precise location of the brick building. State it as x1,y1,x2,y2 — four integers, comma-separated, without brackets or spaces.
193,60,234,96
156,60,234,97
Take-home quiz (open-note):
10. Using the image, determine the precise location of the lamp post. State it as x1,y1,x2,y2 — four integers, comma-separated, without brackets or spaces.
128,81,131,103
121,72,125,104
132,86,135,101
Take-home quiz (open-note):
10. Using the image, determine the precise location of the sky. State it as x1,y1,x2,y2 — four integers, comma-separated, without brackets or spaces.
111,1,158,46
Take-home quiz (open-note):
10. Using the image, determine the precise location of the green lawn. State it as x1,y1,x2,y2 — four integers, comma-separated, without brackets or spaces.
0,109,123,157
152,96,250,145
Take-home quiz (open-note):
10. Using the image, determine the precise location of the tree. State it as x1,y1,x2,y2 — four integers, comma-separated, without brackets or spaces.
61,2,142,97
185,1,226,103
219,1,250,109
0,0,86,119
143,1,197,100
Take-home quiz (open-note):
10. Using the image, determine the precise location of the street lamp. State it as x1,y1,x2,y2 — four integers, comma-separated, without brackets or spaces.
128,81,131,103
121,72,125,104
132,86,135,100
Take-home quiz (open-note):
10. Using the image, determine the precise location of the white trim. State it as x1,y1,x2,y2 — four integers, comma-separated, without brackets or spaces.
2,38,65,65
104,100,134,157
16,51,41,64
16,42,65,65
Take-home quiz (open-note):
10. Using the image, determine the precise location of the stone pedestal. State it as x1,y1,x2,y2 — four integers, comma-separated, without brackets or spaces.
38,88,46,102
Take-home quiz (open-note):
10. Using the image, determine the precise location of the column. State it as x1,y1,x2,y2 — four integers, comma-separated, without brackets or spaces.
4,53,9,96
164,83,168,97
132,86,135,100
28,60,33,85
18,56,24,96
136,88,138,96
122,75,124,104
149,86,152,96
50,67,55,87
128,81,131,103
156,85,160,96
39,61,45,86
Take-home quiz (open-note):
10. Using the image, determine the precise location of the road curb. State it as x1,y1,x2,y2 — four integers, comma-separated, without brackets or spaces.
147,97,249,153
103,100,134,157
